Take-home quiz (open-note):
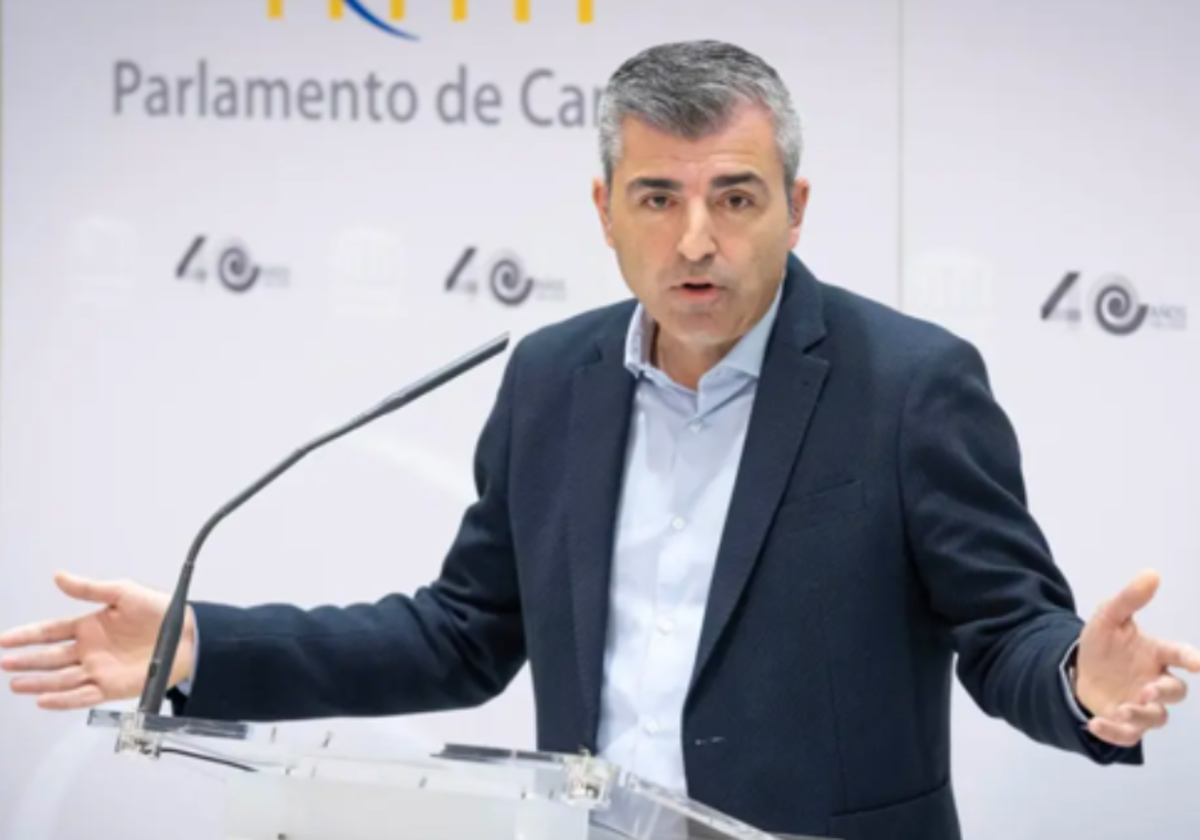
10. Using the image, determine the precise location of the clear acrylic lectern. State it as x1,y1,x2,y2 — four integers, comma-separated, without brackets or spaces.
87,709,824,840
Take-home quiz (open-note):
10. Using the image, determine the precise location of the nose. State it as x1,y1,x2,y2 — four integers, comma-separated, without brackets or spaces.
677,199,717,264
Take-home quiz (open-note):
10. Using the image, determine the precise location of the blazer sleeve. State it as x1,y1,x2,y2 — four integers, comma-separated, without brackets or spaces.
170,341,527,722
898,334,1141,766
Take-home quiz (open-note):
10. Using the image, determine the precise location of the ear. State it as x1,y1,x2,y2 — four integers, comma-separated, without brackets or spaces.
787,177,811,249
593,177,615,248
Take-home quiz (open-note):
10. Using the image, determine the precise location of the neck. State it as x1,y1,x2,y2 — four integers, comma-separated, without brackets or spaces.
652,329,734,391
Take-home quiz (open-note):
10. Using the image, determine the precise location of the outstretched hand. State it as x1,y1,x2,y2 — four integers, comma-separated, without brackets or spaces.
0,571,194,710
1075,570,1199,747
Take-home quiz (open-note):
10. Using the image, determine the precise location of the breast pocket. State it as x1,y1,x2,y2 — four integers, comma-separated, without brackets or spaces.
773,478,866,535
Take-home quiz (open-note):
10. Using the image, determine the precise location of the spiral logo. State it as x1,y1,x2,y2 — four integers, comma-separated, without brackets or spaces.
488,253,534,306
216,241,261,293
1092,274,1148,336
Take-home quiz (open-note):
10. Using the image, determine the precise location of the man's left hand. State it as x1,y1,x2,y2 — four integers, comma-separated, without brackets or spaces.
1075,569,1200,747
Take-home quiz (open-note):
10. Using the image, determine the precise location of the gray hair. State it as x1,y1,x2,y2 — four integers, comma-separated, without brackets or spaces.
598,40,803,197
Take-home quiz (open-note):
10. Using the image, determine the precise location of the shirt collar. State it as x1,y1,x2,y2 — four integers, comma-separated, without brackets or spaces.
623,280,784,381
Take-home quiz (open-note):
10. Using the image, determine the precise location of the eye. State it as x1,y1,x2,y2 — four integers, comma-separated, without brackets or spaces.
723,193,755,211
642,194,674,210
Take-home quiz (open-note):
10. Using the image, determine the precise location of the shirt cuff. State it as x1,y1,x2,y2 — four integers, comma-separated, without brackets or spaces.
1059,638,1091,723
174,614,199,696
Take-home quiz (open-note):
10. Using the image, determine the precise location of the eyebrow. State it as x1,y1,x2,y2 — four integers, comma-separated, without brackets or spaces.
711,172,768,191
625,171,769,195
627,177,682,194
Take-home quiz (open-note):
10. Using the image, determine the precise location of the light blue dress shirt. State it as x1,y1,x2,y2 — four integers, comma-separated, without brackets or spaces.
594,285,783,793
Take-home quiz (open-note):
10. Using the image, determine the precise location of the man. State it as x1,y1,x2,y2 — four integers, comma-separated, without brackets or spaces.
2,40,1196,840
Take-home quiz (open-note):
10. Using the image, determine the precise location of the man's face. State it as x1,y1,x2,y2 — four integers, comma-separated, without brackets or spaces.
593,104,809,355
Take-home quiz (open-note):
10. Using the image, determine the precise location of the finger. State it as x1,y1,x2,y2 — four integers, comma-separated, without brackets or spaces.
1111,702,1169,731
0,643,78,673
1138,674,1188,705
1098,569,1160,626
9,665,89,695
1156,640,1200,673
54,571,125,606
1087,717,1143,748
37,684,105,711
0,618,77,649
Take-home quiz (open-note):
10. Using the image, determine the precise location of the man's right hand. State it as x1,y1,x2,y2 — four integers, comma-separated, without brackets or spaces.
0,571,196,710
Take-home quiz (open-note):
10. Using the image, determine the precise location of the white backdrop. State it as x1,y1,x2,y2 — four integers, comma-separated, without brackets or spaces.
1,0,1195,839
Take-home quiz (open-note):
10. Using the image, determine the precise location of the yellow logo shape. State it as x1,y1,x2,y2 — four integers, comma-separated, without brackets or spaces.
267,1,594,24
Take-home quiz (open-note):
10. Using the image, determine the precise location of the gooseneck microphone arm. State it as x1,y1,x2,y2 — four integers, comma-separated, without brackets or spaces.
135,333,510,717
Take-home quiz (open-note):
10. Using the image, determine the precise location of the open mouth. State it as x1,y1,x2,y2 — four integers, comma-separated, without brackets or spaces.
675,282,722,303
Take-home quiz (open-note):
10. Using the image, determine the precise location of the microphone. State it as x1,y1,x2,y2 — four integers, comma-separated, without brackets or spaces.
135,333,510,719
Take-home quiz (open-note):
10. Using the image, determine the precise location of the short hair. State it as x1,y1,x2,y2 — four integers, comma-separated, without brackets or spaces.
598,40,803,197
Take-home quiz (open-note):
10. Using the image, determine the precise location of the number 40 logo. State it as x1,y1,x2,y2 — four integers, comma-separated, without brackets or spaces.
1041,271,1185,336
444,247,565,307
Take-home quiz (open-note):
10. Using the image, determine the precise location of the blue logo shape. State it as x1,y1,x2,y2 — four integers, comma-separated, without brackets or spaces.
343,0,420,40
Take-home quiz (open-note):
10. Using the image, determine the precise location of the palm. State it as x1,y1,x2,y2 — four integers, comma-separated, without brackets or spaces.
1078,616,1162,714
76,589,167,700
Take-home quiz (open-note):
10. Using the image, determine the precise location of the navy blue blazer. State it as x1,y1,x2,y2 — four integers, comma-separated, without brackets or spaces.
175,254,1138,840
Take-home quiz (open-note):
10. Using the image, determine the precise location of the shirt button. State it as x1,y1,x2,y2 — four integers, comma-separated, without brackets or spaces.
689,420,704,432
643,719,660,735
657,617,675,635
670,517,686,531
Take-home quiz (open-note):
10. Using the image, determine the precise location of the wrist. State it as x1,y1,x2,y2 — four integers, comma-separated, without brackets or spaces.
1067,646,1099,718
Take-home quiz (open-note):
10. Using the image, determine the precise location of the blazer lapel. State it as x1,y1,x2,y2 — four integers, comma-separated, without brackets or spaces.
689,256,830,694
564,313,637,750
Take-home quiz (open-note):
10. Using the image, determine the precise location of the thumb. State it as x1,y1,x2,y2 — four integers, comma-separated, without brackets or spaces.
1099,569,1161,627
54,571,126,606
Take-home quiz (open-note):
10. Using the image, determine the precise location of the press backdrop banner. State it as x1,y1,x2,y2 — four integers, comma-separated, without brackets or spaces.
2,1,1196,839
